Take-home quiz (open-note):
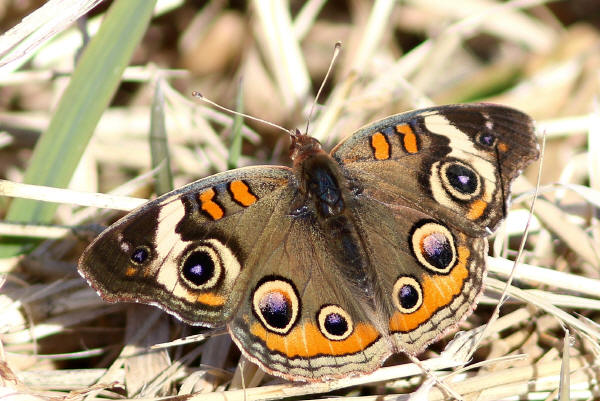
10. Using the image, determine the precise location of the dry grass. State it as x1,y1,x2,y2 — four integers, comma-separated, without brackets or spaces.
1,0,600,400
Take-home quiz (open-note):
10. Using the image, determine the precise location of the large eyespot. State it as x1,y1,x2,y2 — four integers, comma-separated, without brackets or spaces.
317,305,354,341
410,221,457,274
179,241,228,290
182,250,216,286
392,277,423,314
440,161,481,200
252,276,300,334
130,245,151,265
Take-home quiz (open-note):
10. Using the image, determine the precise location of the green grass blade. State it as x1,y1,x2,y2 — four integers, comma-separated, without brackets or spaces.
150,78,173,195
0,0,157,256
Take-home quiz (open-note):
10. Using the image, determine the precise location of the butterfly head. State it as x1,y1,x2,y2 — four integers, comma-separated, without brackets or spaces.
289,128,323,163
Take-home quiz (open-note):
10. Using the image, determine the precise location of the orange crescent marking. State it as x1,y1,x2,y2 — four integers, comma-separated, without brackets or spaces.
125,266,137,276
467,199,487,220
230,180,258,206
389,246,470,332
396,124,418,154
250,321,380,358
199,188,224,220
498,142,508,152
197,292,226,307
370,132,390,160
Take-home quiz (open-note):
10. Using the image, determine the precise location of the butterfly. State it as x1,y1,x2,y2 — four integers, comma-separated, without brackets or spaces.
79,103,539,381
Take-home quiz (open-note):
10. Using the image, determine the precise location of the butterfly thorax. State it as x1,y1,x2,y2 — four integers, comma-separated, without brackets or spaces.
291,134,347,219
299,154,345,218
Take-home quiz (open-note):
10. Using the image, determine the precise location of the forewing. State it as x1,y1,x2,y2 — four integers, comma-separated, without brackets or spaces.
332,104,539,236
78,166,292,327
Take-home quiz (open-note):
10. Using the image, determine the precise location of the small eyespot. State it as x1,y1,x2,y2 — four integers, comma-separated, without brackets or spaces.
317,305,353,341
130,246,151,265
182,250,215,286
410,221,457,274
324,313,347,335
440,161,481,200
392,277,423,314
252,276,300,334
477,132,496,147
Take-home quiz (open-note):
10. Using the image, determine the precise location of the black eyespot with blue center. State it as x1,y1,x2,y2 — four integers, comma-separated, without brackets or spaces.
392,277,423,313
253,276,300,334
130,246,151,265
324,312,347,335
439,160,481,201
178,242,226,290
399,284,419,309
422,231,454,270
182,250,215,286
259,291,292,329
446,163,478,195
477,131,496,147
317,305,353,340
410,221,457,274
177,239,240,294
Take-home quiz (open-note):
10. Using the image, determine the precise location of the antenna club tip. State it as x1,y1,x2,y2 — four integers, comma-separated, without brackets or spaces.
334,41,342,49
192,91,203,98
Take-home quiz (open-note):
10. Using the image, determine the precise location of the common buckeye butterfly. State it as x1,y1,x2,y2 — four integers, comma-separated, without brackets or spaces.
79,103,539,381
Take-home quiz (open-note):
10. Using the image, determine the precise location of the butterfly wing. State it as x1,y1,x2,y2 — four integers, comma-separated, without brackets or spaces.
350,196,487,355
332,104,539,237
79,166,293,327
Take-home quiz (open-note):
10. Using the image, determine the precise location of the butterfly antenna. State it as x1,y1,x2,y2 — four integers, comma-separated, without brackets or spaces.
304,41,342,135
192,91,293,137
